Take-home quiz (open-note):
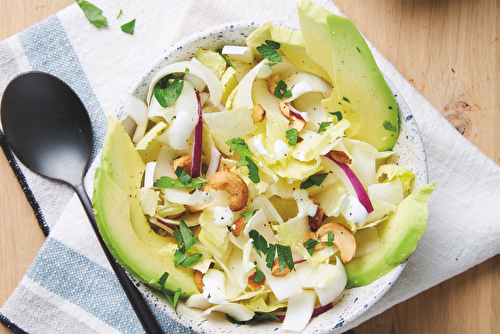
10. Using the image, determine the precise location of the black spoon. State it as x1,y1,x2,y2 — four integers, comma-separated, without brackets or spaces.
1,71,163,334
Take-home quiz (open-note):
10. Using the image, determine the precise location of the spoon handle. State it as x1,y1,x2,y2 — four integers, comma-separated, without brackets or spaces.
74,183,164,334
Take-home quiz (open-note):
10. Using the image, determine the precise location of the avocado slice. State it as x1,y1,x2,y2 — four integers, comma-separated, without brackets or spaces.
246,22,331,83
297,0,399,151
100,116,171,249
94,116,199,298
345,183,435,288
93,168,199,299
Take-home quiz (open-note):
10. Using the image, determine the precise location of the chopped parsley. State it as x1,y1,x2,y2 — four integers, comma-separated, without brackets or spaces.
274,80,293,99
173,220,202,268
117,9,123,18
249,229,268,256
265,243,276,269
256,40,282,66
318,121,333,133
303,238,319,256
383,121,398,132
220,53,235,69
329,111,343,122
249,230,294,272
276,244,294,272
157,273,182,313
121,19,136,35
342,96,351,103
241,210,257,224
327,231,335,247
153,74,184,108
300,173,329,189
253,262,265,283
76,0,108,28
286,128,299,146
153,167,208,190
225,138,260,183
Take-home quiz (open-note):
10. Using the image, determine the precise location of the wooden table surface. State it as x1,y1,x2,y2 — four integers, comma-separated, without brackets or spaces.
0,0,499,333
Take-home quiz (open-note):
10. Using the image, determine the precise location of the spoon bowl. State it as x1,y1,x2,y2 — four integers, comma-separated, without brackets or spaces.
1,71,163,334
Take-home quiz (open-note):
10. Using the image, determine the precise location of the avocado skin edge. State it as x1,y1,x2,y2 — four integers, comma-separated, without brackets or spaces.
345,183,435,288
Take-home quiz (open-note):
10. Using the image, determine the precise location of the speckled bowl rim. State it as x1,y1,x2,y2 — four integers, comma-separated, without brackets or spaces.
117,20,428,334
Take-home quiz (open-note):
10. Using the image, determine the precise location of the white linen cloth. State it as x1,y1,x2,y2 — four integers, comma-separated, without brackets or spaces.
1,0,499,333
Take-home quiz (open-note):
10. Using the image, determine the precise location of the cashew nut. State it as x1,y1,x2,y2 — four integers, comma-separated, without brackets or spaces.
308,198,325,231
231,216,246,237
271,258,290,277
279,101,291,119
302,231,324,251
251,104,266,123
193,269,204,293
173,153,192,176
268,73,280,95
329,150,352,164
316,222,356,264
247,271,266,290
208,171,249,211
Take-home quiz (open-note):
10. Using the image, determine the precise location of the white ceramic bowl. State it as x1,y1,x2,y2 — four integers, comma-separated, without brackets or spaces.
118,21,428,334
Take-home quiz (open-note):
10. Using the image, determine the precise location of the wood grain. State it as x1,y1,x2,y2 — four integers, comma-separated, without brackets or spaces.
0,0,498,334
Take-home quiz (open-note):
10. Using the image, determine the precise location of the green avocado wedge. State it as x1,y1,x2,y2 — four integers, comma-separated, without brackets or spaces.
297,0,399,151
345,183,435,288
93,117,199,300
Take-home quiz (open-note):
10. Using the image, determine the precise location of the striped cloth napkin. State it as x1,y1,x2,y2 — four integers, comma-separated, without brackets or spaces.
1,0,499,333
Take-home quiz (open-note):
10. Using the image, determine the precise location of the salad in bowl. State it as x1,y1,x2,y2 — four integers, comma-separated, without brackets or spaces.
92,0,434,332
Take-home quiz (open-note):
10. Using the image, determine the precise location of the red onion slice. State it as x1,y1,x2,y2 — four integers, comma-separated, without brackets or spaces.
325,154,374,213
191,90,203,178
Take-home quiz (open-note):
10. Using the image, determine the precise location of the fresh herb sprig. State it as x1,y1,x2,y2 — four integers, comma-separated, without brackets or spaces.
153,167,208,190
256,40,282,66
173,220,202,268
225,138,260,183
300,173,329,189
76,0,108,28
153,74,184,108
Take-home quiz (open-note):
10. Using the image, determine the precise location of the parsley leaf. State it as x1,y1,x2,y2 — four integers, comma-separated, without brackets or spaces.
303,238,319,256
174,251,203,268
318,121,333,133
165,287,182,313
329,111,343,122
256,40,282,65
226,138,260,183
252,313,281,322
117,9,123,18
274,80,293,99
121,19,136,35
266,243,276,269
226,138,253,166
249,230,268,256
241,210,257,224
383,121,398,132
245,156,261,183
157,272,170,287
253,262,265,283
153,167,208,190
153,76,184,108
300,173,329,189
76,0,108,28
327,231,335,247
342,96,351,103
276,244,294,271
172,221,202,268
220,53,235,69
286,128,299,146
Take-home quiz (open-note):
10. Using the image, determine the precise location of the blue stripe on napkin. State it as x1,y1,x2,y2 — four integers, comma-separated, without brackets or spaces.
26,237,196,334
17,15,107,163
27,237,144,334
